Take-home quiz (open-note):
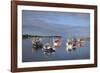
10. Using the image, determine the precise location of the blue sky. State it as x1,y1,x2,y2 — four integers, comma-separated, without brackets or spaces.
22,10,90,37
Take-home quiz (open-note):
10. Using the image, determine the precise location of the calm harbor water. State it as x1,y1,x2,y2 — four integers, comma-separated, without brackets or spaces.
22,37,90,62
22,10,90,62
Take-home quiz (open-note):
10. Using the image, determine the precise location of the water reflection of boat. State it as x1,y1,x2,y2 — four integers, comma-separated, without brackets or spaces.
43,50,55,56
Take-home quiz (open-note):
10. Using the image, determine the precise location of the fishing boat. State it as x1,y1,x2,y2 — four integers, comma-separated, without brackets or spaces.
53,37,62,48
32,37,42,44
32,37,43,49
66,38,77,51
66,41,73,50
43,43,55,52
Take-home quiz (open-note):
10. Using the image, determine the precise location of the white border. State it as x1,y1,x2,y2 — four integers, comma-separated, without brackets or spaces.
17,5,94,68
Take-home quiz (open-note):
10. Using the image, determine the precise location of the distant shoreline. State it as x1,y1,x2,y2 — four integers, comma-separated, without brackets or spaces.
22,34,62,39
22,34,90,41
